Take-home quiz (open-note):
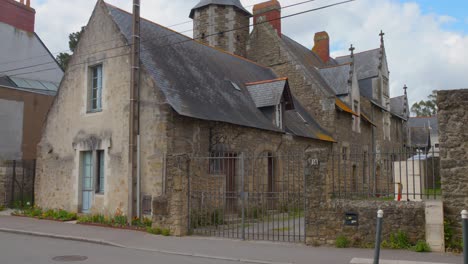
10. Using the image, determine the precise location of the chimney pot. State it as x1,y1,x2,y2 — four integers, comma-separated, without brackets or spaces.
253,0,282,37
312,31,330,63
0,0,36,32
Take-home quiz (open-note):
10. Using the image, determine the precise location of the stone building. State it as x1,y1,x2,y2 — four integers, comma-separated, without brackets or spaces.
35,0,412,236
0,0,63,206
243,0,408,195
35,0,334,234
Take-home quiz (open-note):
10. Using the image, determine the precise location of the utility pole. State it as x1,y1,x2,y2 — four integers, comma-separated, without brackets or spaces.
128,0,141,222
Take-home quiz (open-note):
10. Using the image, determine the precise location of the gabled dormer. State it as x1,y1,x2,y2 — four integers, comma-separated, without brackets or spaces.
246,78,294,129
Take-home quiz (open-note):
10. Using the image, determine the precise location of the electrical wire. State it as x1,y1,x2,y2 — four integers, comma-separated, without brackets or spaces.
4,0,356,78
0,0,322,69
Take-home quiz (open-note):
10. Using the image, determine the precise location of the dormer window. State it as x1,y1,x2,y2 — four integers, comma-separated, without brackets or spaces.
246,78,294,130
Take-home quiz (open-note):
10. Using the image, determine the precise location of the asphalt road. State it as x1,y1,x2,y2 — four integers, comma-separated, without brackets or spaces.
0,232,242,264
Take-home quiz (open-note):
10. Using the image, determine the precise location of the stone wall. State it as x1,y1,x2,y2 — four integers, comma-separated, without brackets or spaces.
307,199,426,246
438,89,468,241
0,161,6,206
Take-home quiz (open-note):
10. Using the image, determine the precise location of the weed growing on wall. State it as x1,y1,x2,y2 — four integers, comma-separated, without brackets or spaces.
335,235,350,248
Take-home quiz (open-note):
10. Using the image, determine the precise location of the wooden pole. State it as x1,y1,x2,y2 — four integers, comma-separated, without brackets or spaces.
128,0,141,222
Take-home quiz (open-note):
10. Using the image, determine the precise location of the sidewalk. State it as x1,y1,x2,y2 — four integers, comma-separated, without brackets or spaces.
0,215,462,264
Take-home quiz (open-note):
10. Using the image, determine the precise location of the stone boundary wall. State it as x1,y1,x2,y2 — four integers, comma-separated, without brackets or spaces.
438,89,468,241
0,161,6,206
306,199,425,247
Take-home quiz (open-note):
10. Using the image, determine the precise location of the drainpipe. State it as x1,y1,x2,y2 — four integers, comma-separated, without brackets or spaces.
137,135,141,219
372,105,376,196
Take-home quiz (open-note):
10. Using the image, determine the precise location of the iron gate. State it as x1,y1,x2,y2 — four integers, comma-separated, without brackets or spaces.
188,152,307,243
1,160,36,208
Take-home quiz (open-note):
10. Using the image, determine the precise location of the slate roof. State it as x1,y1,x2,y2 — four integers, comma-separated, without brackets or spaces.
409,127,430,148
0,22,63,84
284,98,335,142
335,48,381,81
189,0,251,18
281,34,337,96
0,76,57,96
105,3,333,142
390,95,407,119
409,116,438,137
318,64,351,96
246,79,287,108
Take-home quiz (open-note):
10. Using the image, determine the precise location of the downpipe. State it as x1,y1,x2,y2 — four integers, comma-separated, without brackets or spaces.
137,135,141,219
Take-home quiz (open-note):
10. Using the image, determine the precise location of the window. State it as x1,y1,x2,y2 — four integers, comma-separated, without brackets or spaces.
353,100,360,132
96,150,105,194
89,65,103,112
209,152,223,174
275,104,283,128
342,147,348,161
383,77,389,97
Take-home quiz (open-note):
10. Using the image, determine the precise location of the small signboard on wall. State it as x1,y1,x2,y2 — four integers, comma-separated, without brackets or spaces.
345,212,358,226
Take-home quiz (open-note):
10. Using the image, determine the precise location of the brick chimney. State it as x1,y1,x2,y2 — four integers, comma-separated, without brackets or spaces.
253,0,281,37
312,31,330,63
0,0,36,33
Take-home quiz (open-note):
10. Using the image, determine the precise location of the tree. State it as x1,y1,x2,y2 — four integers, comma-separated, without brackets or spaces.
56,27,84,69
411,90,437,117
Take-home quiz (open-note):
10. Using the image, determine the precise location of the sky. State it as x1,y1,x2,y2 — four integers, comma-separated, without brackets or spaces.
31,0,468,105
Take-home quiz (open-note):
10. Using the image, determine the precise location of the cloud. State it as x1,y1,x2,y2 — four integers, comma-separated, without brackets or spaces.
33,0,468,105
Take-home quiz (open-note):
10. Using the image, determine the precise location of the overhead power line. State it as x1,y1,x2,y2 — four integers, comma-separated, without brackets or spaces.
0,0,322,69
4,0,356,78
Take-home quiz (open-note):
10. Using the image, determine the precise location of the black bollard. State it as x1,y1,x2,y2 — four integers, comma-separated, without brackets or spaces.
462,210,468,264
374,210,384,264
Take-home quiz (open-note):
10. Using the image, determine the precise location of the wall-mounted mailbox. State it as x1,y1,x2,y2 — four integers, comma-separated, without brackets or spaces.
345,212,358,226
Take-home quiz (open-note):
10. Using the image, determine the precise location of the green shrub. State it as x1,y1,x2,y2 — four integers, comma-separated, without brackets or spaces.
142,217,152,227
92,214,106,224
146,227,162,235
114,215,127,227
413,240,431,252
77,215,92,223
161,229,171,236
0,205,5,211
335,235,350,248
444,219,463,252
382,230,411,249
190,209,224,229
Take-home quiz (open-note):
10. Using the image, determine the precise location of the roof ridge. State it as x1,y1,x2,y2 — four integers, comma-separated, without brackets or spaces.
103,1,271,70
335,47,381,59
410,116,437,119
245,77,288,86
319,62,351,69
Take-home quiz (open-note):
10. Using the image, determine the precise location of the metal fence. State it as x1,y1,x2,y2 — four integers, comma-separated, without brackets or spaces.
1,160,36,208
188,152,307,243
330,147,441,200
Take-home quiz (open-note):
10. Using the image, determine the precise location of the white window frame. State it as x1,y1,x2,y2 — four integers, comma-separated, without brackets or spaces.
275,103,283,129
88,64,103,112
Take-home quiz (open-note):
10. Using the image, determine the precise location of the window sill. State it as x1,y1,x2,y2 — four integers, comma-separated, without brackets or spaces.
87,109,103,114
95,192,105,196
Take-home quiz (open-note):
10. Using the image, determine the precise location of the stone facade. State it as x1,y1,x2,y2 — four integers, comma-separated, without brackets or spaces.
192,5,250,57
35,2,171,216
438,89,468,241
153,114,332,235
